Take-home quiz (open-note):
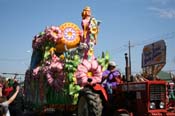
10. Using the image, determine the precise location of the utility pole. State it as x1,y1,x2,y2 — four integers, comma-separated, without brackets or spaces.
125,53,129,82
125,53,129,108
128,41,132,81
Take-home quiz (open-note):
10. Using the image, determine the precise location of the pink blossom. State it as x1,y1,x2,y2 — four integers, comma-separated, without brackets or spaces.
44,26,62,42
32,66,40,77
75,59,102,86
46,55,65,91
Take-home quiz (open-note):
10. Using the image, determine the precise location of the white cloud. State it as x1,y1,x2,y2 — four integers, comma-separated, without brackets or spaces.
149,7,175,19
152,0,174,5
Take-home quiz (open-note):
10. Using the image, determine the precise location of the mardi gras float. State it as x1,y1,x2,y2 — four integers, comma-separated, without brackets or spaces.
24,6,110,113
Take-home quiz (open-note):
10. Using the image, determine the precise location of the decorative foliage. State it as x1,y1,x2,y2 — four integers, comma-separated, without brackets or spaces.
64,50,81,104
97,51,110,71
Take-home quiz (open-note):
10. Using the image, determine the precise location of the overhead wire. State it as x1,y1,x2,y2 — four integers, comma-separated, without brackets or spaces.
110,31,175,73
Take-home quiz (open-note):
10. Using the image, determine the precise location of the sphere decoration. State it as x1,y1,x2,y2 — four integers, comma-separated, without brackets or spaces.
56,22,81,52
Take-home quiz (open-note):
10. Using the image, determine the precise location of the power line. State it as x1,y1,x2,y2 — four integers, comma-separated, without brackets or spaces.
1,72,25,75
132,31,175,47
0,58,29,62
110,31,175,54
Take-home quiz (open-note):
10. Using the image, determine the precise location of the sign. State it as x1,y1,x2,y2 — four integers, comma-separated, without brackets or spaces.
142,40,166,68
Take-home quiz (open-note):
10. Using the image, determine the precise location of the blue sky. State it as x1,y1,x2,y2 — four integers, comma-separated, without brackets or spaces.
0,0,175,77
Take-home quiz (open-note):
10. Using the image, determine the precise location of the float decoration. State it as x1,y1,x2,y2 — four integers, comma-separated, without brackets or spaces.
75,58,102,86
25,6,107,108
97,51,110,71
81,6,101,60
56,22,81,53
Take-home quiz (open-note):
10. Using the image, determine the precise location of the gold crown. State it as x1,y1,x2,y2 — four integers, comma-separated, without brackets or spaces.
84,6,91,11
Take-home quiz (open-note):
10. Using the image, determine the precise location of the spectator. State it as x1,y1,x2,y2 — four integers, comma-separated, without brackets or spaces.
0,78,5,97
0,85,20,116
3,79,13,98
8,82,24,116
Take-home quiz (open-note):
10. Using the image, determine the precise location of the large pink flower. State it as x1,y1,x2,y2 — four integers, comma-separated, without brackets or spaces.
46,55,65,91
75,59,102,86
32,35,44,50
32,66,41,78
44,26,62,42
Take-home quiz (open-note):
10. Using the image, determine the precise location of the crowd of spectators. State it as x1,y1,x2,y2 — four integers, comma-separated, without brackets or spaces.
0,76,24,116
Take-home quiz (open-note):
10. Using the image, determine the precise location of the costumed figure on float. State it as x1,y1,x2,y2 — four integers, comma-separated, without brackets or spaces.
81,6,101,60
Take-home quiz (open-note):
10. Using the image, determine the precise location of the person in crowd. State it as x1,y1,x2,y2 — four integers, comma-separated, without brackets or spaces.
0,78,5,97
0,85,20,116
8,82,24,116
3,79,14,98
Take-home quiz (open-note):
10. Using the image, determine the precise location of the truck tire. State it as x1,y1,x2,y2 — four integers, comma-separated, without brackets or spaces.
77,87,103,116
113,113,129,116
113,110,130,116
118,114,129,116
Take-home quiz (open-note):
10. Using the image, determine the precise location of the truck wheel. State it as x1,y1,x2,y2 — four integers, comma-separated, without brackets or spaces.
113,113,129,116
113,110,130,116
78,87,103,116
118,114,129,116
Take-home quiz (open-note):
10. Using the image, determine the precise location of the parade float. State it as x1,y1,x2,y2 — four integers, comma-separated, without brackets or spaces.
24,6,175,116
24,6,109,115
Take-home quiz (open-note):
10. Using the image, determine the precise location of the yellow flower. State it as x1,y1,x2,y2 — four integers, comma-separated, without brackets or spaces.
49,47,56,54
60,54,65,60
88,48,94,56
87,71,93,78
90,26,98,35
